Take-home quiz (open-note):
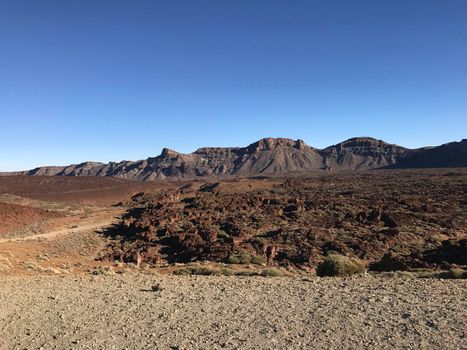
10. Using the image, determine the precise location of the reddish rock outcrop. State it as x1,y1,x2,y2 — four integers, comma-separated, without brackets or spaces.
100,170,467,269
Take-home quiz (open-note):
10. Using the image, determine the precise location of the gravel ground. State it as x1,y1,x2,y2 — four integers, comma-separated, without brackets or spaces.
0,274,466,350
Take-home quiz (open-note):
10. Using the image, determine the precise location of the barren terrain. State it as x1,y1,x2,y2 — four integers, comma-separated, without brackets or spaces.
0,202,62,237
0,176,181,205
0,171,465,349
1,275,466,350
102,169,466,272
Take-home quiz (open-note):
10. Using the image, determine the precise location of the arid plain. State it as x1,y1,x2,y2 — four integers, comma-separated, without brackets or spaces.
0,169,466,349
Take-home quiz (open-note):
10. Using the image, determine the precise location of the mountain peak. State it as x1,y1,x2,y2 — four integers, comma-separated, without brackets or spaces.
160,148,180,158
344,136,379,143
9,137,466,180
248,137,308,151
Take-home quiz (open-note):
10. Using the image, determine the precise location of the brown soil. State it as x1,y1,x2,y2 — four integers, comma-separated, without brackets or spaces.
0,176,181,205
0,203,62,237
0,176,131,274
0,205,123,275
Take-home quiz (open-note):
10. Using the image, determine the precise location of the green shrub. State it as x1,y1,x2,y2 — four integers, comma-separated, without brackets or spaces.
317,254,365,277
407,268,467,279
377,268,467,279
449,268,467,279
260,268,285,277
173,267,220,276
438,268,467,279
228,250,267,265
235,270,261,276
227,255,242,264
379,271,417,279
236,251,252,264
220,268,234,276
251,255,267,265
173,266,289,277
91,266,115,275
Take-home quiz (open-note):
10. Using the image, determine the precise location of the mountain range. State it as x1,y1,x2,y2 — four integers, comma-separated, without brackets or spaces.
6,137,467,180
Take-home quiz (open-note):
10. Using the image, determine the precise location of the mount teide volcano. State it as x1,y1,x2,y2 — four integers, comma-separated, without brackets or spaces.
8,137,467,180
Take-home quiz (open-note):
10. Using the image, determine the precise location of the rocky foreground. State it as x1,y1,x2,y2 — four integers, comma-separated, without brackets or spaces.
1,274,466,350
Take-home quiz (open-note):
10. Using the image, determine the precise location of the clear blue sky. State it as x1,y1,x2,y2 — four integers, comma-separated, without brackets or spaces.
1,0,466,171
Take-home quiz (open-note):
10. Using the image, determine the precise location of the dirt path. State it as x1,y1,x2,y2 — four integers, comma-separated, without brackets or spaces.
0,208,123,275
0,274,465,350
0,218,116,244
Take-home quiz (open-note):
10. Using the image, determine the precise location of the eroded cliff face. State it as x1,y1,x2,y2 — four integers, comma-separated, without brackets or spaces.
12,137,466,180
320,137,409,170
386,139,467,169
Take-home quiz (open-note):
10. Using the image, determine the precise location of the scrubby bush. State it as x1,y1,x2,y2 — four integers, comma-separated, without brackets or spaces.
91,266,116,275
260,268,285,277
379,271,417,279
173,266,290,277
251,255,267,265
227,254,243,264
235,270,261,276
378,268,467,279
173,267,220,276
228,250,252,264
438,268,467,279
220,268,234,276
317,254,365,277
228,250,266,265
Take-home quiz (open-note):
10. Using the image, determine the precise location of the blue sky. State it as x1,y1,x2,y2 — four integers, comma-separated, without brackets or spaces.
1,0,466,171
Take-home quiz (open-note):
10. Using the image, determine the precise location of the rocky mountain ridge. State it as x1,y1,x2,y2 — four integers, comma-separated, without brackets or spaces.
5,137,467,180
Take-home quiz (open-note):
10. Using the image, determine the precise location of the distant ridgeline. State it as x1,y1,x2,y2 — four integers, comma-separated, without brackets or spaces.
6,137,467,180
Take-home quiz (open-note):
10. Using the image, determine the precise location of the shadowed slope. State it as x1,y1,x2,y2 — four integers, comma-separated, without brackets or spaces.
5,137,465,180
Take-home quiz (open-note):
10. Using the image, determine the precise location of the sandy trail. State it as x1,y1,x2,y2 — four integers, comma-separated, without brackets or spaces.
0,218,116,243
0,274,465,350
